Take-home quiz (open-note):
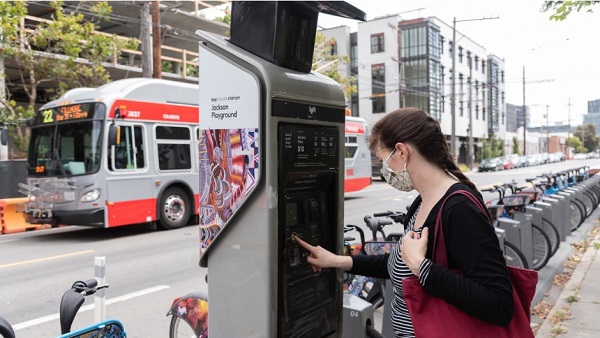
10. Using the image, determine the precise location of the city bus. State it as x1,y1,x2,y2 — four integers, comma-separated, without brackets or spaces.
18,78,371,229
344,116,372,193
19,78,201,229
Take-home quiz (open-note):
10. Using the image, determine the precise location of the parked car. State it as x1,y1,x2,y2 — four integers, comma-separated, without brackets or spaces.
548,153,559,163
501,157,515,170
478,157,504,172
539,152,549,164
518,155,529,167
527,154,541,166
507,154,521,168
574,153,587,160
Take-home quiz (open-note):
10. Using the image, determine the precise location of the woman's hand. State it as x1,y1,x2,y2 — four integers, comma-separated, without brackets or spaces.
294,235,353,272
401,227,428,276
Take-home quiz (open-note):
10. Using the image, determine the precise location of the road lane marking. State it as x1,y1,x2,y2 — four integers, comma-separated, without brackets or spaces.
0,250,95,269
13,285,170,331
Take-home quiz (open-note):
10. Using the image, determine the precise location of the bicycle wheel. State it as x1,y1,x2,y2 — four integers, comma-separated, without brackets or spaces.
504,241,528,269
584,190,599,209
170,315,199,338
540,217,560,257
366,323,385,338
570,201,584,231
0,316,15,338
531,224,551,270
579,194,594,218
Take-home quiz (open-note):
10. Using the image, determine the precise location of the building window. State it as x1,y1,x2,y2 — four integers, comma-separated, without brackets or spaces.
449,41,453,57
371,63,385,86
475,105,479,120
329,42,337,56
482,60,486,74
501,70,505,83
371,33,384,53
483,107,486,121
372,95,386,113
474,56,479,71
458,46,463,63
350,45,358,68
440,36,445,54
459,101,464,117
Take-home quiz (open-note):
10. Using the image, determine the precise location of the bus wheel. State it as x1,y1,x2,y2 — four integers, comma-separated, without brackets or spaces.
158,187,191,230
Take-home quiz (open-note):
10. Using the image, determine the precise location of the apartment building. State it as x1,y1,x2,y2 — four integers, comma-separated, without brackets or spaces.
583,99,600,135
321,15,507,164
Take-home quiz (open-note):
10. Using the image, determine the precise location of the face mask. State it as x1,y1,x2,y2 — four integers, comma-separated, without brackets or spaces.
381,149,415,192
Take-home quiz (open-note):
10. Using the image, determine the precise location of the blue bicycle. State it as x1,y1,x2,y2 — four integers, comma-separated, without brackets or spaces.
0,279,126,338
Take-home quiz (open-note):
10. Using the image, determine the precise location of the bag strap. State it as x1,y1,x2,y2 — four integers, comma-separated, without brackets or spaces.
433,190,491,267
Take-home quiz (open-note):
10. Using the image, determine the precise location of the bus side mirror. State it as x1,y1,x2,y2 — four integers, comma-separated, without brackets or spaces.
1,126,8,146
108,124,120,147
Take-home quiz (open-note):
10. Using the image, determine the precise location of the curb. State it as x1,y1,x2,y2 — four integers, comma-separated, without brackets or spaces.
535,230,600,336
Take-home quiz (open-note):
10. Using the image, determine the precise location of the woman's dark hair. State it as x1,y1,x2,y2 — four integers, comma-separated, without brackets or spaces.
368,107,484,201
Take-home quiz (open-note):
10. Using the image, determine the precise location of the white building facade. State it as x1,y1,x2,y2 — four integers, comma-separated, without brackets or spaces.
321,15,507,164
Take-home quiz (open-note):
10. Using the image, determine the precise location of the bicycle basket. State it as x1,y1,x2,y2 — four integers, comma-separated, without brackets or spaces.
363,241,398,255
502,195,530,206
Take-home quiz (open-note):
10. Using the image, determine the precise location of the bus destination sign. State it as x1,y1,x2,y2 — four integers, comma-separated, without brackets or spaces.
41,103,91,124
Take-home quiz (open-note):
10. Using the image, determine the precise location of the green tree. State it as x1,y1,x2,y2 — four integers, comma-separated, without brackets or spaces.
479,135,505,161
541,1,600,21
512,136,522,155
312,32,357,100
566,136,585,153
214,6,231,25
0,1,138,157
573,124,599,152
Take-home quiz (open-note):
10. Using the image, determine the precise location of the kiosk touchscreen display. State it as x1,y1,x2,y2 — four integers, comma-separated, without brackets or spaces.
278,123,340,337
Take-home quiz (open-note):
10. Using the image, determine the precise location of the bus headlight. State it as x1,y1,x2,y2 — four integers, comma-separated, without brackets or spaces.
80,189,101,202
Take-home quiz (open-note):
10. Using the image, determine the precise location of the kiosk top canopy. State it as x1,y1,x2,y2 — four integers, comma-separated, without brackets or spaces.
230,1,366,73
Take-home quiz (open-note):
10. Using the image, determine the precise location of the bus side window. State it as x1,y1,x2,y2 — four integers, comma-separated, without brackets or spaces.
134,126,145,168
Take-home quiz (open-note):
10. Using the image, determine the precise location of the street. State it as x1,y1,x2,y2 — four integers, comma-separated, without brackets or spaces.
1,159,599,337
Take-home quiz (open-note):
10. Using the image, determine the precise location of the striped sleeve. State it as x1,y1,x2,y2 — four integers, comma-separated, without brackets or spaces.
418,258,432,286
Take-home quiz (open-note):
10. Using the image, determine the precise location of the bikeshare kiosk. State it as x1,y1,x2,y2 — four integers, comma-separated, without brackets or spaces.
196,2,365,337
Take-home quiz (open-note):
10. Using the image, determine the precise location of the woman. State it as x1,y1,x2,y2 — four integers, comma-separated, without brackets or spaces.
295,108,514,337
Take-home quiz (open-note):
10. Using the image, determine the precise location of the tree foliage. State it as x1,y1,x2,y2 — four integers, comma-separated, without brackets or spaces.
566,136,584,153
541,1,600,20
0,1,138,157
478,135,505,162
512,136,522,155
573,124,599,152
312,32,357,100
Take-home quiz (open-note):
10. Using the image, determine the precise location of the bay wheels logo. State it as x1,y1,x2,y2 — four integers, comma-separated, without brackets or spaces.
198,128,260,256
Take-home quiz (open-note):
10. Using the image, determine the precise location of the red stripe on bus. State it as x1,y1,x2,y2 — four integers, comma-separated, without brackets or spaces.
109,100,199,123
345,121,365,134
107,198,156,227
344,177,371,193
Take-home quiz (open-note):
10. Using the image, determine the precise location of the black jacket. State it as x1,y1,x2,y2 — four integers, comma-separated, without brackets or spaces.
349,183,514,326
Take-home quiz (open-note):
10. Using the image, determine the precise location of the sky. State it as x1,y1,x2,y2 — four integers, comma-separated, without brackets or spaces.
315,0,600,128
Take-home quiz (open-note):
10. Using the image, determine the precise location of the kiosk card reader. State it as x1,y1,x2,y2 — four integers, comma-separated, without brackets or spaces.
196,2,365,337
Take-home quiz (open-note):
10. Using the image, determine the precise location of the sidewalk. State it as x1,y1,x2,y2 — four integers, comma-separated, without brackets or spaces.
536,228,600,337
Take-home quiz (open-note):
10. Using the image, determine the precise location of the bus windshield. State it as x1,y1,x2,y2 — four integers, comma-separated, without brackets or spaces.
27,103,105,177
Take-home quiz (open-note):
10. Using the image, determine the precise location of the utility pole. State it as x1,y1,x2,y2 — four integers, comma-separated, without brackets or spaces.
467,55,473,170
450,15,499,162
152,1,162,78
451,17,457,158
140,2,152,78
522,66,526,155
